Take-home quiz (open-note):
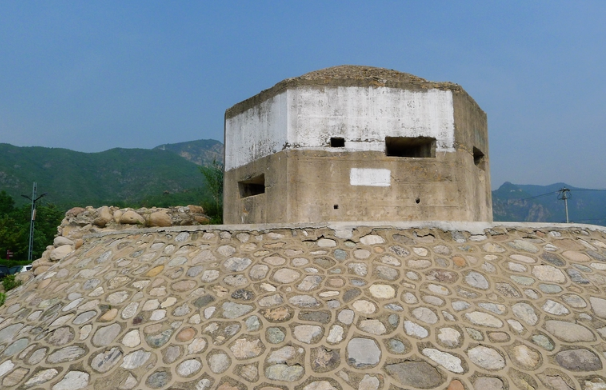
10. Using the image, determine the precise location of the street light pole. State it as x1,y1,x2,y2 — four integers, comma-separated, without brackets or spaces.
21,182,47,262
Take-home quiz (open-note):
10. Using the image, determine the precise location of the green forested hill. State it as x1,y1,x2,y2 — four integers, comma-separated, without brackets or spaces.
0,143,206,209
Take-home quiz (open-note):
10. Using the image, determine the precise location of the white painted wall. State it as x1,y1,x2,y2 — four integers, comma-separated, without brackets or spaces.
290,87,455,151
225,86,455,170
225,92,288,171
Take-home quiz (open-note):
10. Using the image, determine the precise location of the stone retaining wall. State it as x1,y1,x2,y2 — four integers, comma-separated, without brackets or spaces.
26,205,210,278
2,218,606,389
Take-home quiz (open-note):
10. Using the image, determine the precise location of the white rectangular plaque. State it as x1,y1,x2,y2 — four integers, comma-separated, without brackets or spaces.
350,168,391,187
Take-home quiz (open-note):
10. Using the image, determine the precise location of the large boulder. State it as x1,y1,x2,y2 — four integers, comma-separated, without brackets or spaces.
65,207,85,217
187,205,205,214
93,206,113,227
119,210,145,225
50,245,73,261
149,211,172,227
33,265,51,276
53,236,74,247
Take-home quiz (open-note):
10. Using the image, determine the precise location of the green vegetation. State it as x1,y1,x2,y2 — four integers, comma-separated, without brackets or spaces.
0,141,224,264
0,143,208,209
0,274,21,306
2,274,21,292
0,190,64,260
199,159,224,224
0,259,30,267
0,140,225,214
139,188,205,208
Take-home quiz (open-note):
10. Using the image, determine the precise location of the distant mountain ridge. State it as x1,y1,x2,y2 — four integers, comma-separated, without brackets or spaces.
0,139,222,208
1,140,604,226
154,139,223,166
492,181,606,226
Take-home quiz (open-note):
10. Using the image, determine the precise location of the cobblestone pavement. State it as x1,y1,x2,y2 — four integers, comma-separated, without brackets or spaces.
2,223,606,389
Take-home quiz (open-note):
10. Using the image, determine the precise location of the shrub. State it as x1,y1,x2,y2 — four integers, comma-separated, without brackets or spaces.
2,274,21,292
199,159,223,224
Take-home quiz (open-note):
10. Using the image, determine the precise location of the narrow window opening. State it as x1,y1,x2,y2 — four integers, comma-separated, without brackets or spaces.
330,137,345,147
415,198,421,204
238,174,265,198
333,204,339,210
473,147,485,169
385,137,436,157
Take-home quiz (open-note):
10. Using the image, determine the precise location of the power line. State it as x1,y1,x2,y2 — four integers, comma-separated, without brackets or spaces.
503,187,606,225
570,216,606,222
512,188,606,202
519,191,558,201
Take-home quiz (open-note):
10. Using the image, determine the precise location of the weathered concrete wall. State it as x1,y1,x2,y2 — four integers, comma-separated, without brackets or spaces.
223,66,492,225
452,91,492,221
2,220,606,389
224,148,491,225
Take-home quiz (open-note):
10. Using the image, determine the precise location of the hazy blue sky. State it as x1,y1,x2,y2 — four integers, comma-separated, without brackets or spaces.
1,1,605,189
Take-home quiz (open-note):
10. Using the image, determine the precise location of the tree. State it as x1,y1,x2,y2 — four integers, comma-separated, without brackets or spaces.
0,214,20,258
199,159,223,224
0,191,19,259
0,191,15,216
30,203,64,258
0,192,64,260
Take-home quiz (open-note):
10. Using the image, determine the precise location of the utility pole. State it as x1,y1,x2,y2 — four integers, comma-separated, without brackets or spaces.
557,187,571,223
21,183,47,262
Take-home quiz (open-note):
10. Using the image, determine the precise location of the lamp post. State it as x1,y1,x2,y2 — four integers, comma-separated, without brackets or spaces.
21,182,47,262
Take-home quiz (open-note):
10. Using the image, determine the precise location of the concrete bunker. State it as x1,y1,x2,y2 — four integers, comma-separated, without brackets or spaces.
223,65,492,224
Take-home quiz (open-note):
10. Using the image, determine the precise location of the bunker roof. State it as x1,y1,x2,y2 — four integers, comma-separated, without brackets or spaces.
226,65,472,118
